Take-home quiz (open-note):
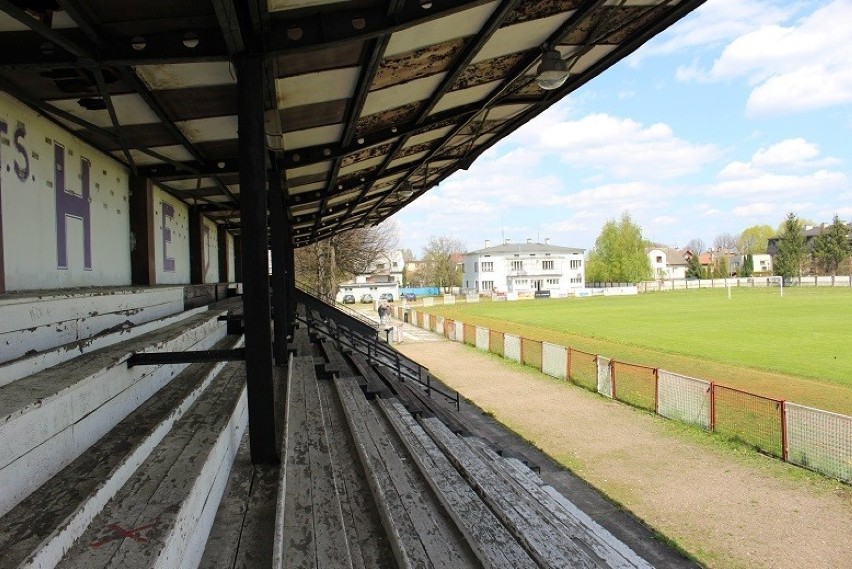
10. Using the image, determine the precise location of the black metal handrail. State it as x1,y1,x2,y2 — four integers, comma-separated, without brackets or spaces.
296,312,460,410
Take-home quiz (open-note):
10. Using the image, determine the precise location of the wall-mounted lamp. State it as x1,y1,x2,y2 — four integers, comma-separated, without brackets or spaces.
398,182,414,199
537,49,569,90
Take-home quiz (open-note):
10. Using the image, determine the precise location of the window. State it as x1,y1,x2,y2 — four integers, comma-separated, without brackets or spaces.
376,263,385,270
465,280,469,288
481,280,494,291
570,259,581,269
481,261,493,272
570,276,582,283
546,278,559,285
656,256,663,263
392,262,398,268
474,262,478,272
542,260,554,270
511,260,523,271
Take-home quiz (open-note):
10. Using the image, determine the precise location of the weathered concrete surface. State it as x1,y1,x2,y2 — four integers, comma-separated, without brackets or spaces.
0,336,243,569
55,365,248,568
0,310,227,517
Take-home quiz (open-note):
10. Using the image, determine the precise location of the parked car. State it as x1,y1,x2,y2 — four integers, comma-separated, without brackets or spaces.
379,292,394,302
360,293,374,303
341,294,355,304
402,292,417,301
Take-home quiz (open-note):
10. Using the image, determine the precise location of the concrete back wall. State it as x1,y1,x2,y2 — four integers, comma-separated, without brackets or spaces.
153,187,190,285
0,93,130,291
202,216,218,283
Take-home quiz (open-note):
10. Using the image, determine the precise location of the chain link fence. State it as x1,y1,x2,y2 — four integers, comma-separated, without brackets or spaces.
714,385,784,457
612,361,657,411
542,342,567,380
401,312,850,483
657,371,712,430
786,403,852,482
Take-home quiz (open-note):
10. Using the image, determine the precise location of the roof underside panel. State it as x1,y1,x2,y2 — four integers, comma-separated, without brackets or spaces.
0,0,704,245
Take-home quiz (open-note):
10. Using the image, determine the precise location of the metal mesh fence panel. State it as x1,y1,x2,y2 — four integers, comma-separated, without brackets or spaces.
489,330,504,357
463,323,476,346
418,311,425,328
568,349,597,391
504,334,521,363
434,316,444,334
542,342,567,379
714,385,783,457
521,338,542,370
454,321,464,342
475,327,489,351
423,313,432,331
597,356,612,398
444,318,455,341
786,404,852,483
612,361,657,411
657,370,711,430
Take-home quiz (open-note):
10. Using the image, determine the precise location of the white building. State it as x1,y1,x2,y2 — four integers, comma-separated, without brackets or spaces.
335,249,405,302
462,239,585,295
647,247,688,280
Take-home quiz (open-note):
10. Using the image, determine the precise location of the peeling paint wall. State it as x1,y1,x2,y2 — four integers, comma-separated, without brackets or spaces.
153,186,190,284
202,215,219,283
0,92,131,291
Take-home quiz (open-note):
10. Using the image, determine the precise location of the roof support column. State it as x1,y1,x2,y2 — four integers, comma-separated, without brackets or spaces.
217,225,229,282
236,52,277,465
129,177,155,285
269,170,291,367
188,206,204,284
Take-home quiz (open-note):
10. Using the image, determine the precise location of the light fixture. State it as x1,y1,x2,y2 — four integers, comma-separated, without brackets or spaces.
536,49,569,90
131,36,147,51
182,31,200,49
398,182,414,200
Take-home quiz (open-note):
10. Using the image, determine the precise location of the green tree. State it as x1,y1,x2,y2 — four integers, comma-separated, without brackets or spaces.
420,235,465,292
740,253,754,277
737,224,774,254
774,213,806,280
685,254,702,278
585,212,652,283
812,215,851,275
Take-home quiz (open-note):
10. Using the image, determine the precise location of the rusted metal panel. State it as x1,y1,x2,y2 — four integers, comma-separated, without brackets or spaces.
156,84,238,122
355,101,421,136
372,38,464,91
503,0,585,27
341,141,394,168
451,52,527,91
275,41,364,77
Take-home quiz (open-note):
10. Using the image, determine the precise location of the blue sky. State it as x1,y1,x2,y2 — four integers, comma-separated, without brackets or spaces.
391,0,852,256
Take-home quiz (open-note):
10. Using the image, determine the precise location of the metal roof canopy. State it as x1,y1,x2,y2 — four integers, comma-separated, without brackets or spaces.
0,0,705,247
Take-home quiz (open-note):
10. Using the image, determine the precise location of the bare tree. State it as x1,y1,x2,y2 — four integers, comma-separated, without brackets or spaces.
685,238,705,253
295,221,399,297
713,232,738,251
420,235,465,292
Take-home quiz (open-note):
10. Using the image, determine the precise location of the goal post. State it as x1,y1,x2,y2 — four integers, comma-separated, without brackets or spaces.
768,275,784,297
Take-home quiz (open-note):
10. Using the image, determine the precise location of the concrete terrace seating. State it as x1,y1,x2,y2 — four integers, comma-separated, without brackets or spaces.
275,311,655,569
0,287,249,569
0,288,662,568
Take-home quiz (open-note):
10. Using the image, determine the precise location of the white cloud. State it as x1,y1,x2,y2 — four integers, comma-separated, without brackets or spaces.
528,113,721,179
633,0,796,62
732,202,776,217
673,1,852,116
711,137,846,199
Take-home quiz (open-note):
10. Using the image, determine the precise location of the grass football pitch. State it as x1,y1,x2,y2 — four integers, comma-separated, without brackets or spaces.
422,287,852,415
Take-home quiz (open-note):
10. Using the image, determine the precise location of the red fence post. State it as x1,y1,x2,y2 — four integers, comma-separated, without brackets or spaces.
610,359,617,399
566,347,572,382
654,368,659,414
781,400,788,462
709,382,716,432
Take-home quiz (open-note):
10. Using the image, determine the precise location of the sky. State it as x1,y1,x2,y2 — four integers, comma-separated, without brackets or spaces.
390,0,852,256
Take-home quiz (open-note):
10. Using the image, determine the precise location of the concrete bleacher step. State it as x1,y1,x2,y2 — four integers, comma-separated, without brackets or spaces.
465,438,652,569
334,375,479,568
53,362,248,568
0,305,211,387
273,356,394,569
421,416,603,569
198,432,278,569
0,336,242,569
375,397,538,568
0,309,227,519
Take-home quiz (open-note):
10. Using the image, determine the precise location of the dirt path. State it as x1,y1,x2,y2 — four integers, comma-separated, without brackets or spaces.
397,338,852,569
